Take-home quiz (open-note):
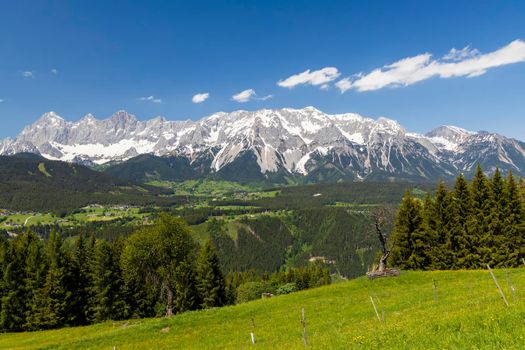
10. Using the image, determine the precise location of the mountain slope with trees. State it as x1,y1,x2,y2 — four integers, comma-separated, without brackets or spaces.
0,154,180,212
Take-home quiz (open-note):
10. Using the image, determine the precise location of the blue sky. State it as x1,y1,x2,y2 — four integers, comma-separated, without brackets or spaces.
1,0,525,139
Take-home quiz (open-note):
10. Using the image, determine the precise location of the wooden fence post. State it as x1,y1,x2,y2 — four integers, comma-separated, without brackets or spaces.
250,317,256,344
432,279,438,303
506,270,516,304
487,264,509,307
301,308,308,347
370,296,381,322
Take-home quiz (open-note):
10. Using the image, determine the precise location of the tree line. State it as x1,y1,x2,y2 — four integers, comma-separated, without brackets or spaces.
0,214,330,332
390,166,525,270
0,214,226,332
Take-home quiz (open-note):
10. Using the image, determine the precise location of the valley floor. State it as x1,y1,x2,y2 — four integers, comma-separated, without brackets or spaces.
2,269,525,349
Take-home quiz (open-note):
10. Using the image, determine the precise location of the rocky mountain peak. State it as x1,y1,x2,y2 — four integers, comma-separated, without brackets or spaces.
110,110,137,124
2,107,525,181
425,125,476,152
80,113,97,122
37,111,65,124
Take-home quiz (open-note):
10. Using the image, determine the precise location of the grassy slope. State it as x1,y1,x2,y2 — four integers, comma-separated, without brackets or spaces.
3,269,525,349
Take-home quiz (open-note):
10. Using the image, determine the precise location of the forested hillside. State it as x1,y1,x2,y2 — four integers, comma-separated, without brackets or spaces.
195,209,382,278
0,154,183,213
103,154,199,182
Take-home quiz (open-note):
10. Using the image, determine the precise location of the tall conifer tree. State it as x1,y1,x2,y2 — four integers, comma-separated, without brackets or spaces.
488,168,507,266
502,171,525,266
196,240,227,308
454,174,474,267
27,231,67,329
91,239,128,322
390,192,427,269
431,180,450,269
1,232,45,331
468,165,491,267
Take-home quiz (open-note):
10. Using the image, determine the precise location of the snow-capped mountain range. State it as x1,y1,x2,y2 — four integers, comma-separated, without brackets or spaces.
2,107,525,182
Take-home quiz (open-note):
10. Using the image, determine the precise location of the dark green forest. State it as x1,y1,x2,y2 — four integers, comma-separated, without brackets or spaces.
204,209,382,278
0,214,330,332
0,155,185,213
391,165,525,269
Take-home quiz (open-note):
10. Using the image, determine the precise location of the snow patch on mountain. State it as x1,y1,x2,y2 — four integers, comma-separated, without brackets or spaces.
2,107,525,180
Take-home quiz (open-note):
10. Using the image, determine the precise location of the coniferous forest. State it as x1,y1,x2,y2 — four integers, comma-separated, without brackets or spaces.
0,214,330,332
391,165,525,270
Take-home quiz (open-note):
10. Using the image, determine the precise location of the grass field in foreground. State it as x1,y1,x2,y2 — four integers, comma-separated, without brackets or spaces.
2,269,525,349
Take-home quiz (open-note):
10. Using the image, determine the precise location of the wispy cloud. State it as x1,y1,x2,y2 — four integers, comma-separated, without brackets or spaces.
0,99,4,103
51,68,58,75
442,46,480,62
231,89,272,103
336,39,525,92
138,95,162,103
22,71,34,78
277,67,340,89
192,92,209,104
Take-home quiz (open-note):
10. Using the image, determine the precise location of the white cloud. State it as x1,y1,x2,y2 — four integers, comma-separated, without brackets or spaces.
277,67,340,88
335,78,352,92
442,46,480,62
258,94,273,101
231,89,272,103
139,95,162,103
0,99,3,103
51,68,58,75
22,71,34,78
232,89,256,102
336,39,525,92
320,84,330,90
192,92,209,104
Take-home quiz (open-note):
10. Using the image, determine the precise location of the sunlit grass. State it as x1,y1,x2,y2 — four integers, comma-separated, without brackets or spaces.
2,269,525,349
0,207,147,229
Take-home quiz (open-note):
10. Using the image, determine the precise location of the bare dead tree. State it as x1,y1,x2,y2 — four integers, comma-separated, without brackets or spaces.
371,206,390,272
367,206,399,279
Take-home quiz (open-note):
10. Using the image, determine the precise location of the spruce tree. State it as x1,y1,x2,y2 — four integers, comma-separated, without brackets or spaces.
488,168,507,266
173,261,198,313
431,180,450,269
468,165,491,267
390,192,428,269
60,234,91,326
84,233,97,322
421,193,438,268
0,237,24,331
453,174,474,267
26,231,67,330
502,171,525,266
91,239,128,322
0,232,45,331
196,240,226,308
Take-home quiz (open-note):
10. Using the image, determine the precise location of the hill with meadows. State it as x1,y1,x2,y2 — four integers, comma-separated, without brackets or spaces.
1,269,523,349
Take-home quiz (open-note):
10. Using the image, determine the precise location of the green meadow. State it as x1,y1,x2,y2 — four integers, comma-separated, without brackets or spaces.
0,207,147,229
2,269,525,349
